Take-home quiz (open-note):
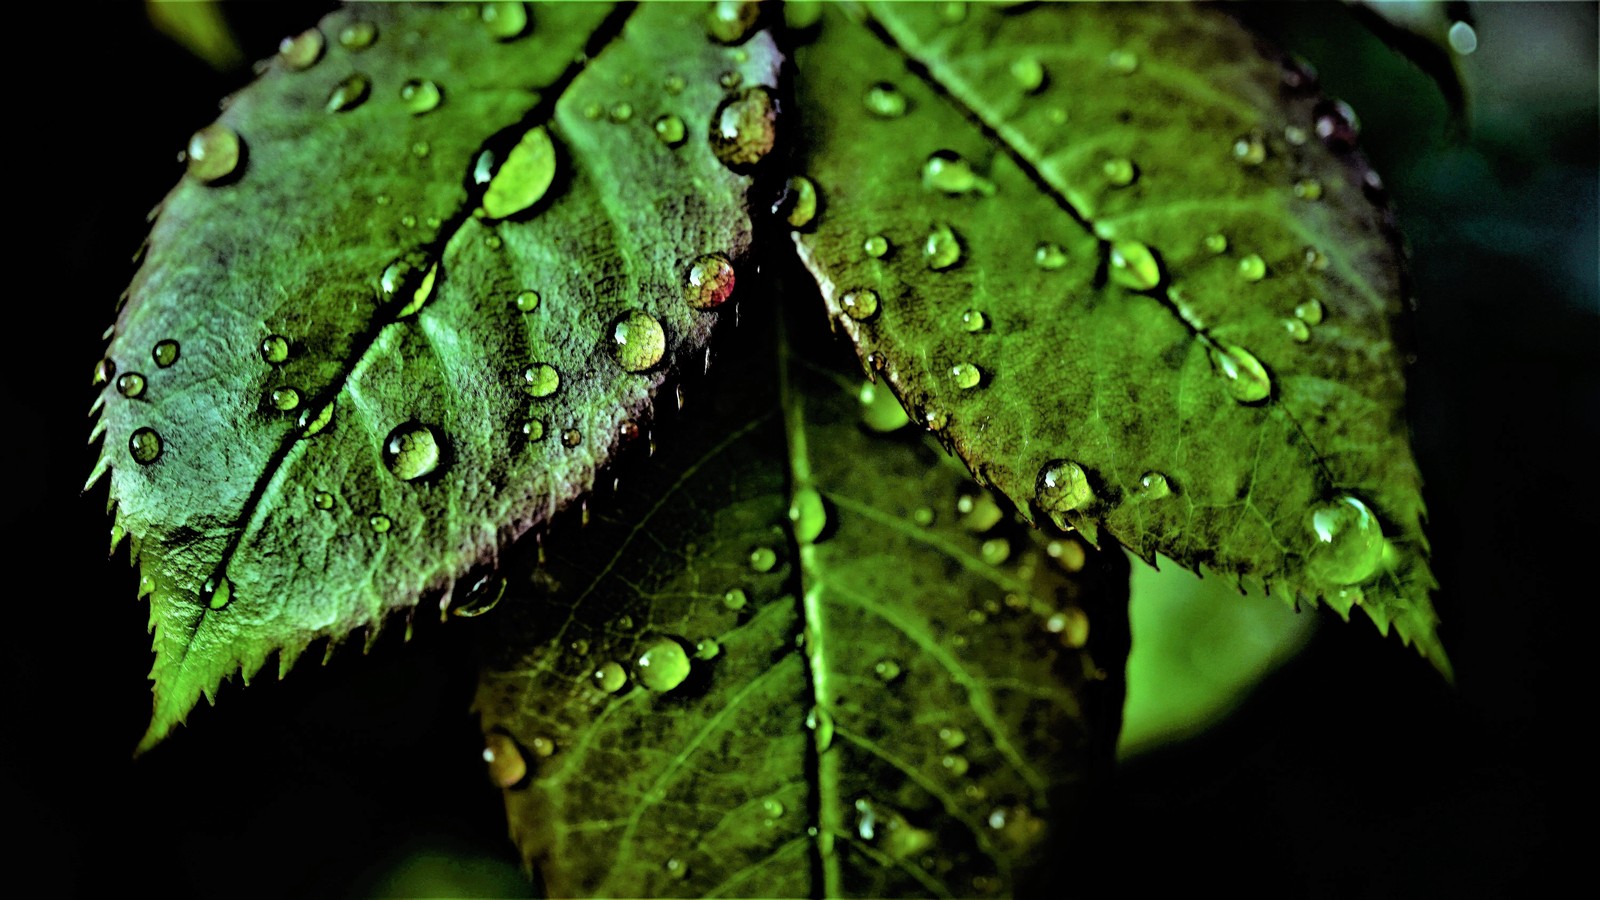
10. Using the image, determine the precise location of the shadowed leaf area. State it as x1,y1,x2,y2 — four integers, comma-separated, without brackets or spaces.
789,2,1446,674
473,289,1130,898
88,2,782,751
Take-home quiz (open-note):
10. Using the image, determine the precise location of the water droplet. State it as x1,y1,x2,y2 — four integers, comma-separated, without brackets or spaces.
383,422,443,481
763,798,785,818
1102,158,1138,187
710,87,777,170
606,101,634,124
278,28,324,70
863,234,890,258
707,0,760,44
684,253,736,309
369,513,392,533
1048,538,1087,572
202,574,233,610
805,705,835,750
270,387,301,411
129,428,162,464
509,290,541,314
957,492,1003,532
959,309,989,333
723,588,748,611
1010,56,1045,92
399,78,442,115
841,288,880,321
483,126,555,219
1109,240,1161,291
718,69,744,90
1448,20,1478,55
185,123,240,183
1293,178,1323,201
652,113,686,147
1237,253,1267,282
924,223,963,270
1034,242,1068,270
1036,460,1093,527
1208,341,1272,403
338,21,376,50
115,373,145,399
561,428,581,448
152,340,180,368
326,73,370,112
520,417,546,442
863,82,908,118
298,400,334,436
789,487,827,543
939,726,967,749
313,490,335,510
777,176,818,228
949,362,982,390
873,658,902,682
524,364,560,398
1306,495,1385,585
1285,124,1308,145
749,546,777,572
1314,100,1360,151
636,638,692,692
1233,133,1267,166
93,357,116,387
483,734,526,788
1295,299,1325,325
591,661,627,693
664,857,689,880
610,311,666,373
941,754,970,776
481,1,529,41
1136,471,1171,500
259,334,290,364
1107,49,1139,74
1203,233,1228,254
525,735,556,758
1047,606,1090,647
922,151,991,195
980,537,1010,565
1283,318,1311,342
395,263,438,317
857,381,910,433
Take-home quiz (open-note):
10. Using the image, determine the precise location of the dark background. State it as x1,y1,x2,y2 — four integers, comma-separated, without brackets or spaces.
9,3,1590,897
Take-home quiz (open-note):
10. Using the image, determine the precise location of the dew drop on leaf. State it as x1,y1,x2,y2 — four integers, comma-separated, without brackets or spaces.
1306,495,1385,586
653,114,686,147
270,387,301,411
1237,253,1267,281
1010,56,1046,92
939,726,966,749
395,263,438,317
1203,232,1228,254
116,373,145,399
722,588,748,611
593,661,627,693
1046,606,1090,648
873,658,902,682
863,82,908,118
684,253,736,309
610,311,667,373
788,487,827,543
1035,242,1068,270
924,223,963,270
1106,48,1139,74
979,537,1010,565
694,637,721,660
1295,298,1325,325
481,1,529,41
960,309,989,332
337,21,376,51
1036,459,1093,528
369,514,392,534
664,858,689,880
277,28,324,71
259,334,289,364
1208,341,1272,404
1102,157,1137,187
313,490,335,510
298,400,334,437
858,381,910,432
152,340,180,368
483,734,526,788
706,0,761,45
383,422,443,481
636,638,691,692
607,102,634,124
129,427,162,465
957,491,1003,532
202,574,232,611
922,150,989,195
748,546,777,572
521,417,546,441
777,175,818,228
561,428,581,448
863,234,889,258
514,290,540,313
841,288,880,321
1232,133,1266,166
1135,471,1172,500
710,87,778,170
1108,240,1161,290
524,364,560,398
482,126,555,219
93,357,115,387
399,79,442,115
1283,318,1311,342
325,73,371,112
949,362,982,390
184,123,240,184
1293,178,1323,201
941,754,970,776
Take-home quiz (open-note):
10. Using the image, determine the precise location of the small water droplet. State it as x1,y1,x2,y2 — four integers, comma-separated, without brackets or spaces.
1136,471,1172,500
1203,233,1228,254
561,428,581,448
664,857,689,880
959,309,989,334
202,574,233,610
93,357,116,386
684,253,736,309
338,21,376,50
271,387,301,411
278,28,324,70
1233,132,1268,166
521,417,546,441
957,491,1003,532
939,726,966,749
1237,253,1267,282
1102,158,1137,187
1293,178,1323,201
607,101,634,124
1034,242,1068,270
524,364,560,398
777,175,818,228
763,798,785,818
481,1,529,41
710,87,777,170
1048,606,1090,647
707,0,760,44
718,70,743,90
313,490,335,510
749,546,778,572
980,537,1010,565
789,487,827,543
400,78,442,115
152,340,180,368
874,658,902,682
723,588,748,611
863,234,890,258
1306,495,1385,585
1283,318,1311,342
507,290,541,314
1295,299,1325,325
863,82,908,118
383,422,443,481
652,113,686,148
185,123,241,183
526,735,556,758
1284,124,1308,146
1109,240,1161,291
369,513,392,533
1010,56,1045,92
610,311,667,373
941,754,970,776
1448,20,1478,55
483,734,526,787
922,151,991,195
1036,460,1093,528
259,335,290,364
593,661,628,693
924,223,963,270
116,373,145,399
326,73,370,112
636,638,692,692
298,400,334,436
840,288,880,321
1047,538,1087,572
482,126,555,219
129,428,162,464
949,362,982,390
1208,341,1272,403
694,637,721,661
1107,49,1139,74
805,705,835,750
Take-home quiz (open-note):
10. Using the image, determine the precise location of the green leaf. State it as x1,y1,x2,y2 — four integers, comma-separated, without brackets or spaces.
473,294,1130,898
787,2,1448,675
87,2,782,752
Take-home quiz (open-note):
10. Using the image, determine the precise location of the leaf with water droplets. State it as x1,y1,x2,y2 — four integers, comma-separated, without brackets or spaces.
474,295,1129,897
789,2,1447,674
89,3,783,751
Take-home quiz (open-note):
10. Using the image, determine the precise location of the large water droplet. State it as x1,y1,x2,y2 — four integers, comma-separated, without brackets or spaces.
1109,241,1161,291
483,126,555,219
863,82,908,118
922,151,991,195
949,362,982,390
593,661,628,693
1135,471,1172,500
524,364,560,398
400,79,442,115
789,487,827,543
684,253,736,309
710,87,777,170
278,28,324,70
859,381,910,432
706,0,760,44
270,387,301,411
338,21,376,50
1237,254,1267,282
185,124,240,183
129,428,162,465
152,340,180,368
636,638,692,692
653,114,686,147
1208,341,1272,403
483,734,526,788
116,373,145,399
326,73,371,112
841,288,880,321
260,335,289,364
1102,158,1138,187
1306,495,1385,585
1036,460,1093,527
611,310,666,373
777,176,818,228
481,1,529,41
383,423,443,481
924,223,963,270
960,309,989,333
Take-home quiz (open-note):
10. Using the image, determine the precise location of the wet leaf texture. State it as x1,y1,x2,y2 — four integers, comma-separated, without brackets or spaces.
789,2,1447,674
89,2,782,751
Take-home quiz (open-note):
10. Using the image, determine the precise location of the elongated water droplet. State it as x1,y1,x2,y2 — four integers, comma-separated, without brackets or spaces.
278,28,324,70
1036,460,1093,527
636,638,691,692
593,661,627,693
338,21,376,50
129,428,162,464
260,334,289,364
611,311,666,373
1295,299,1325,325
116,373,145,399
1283,318,1311,342
789,487,827,543
395,263,437,317
524,364,559,398
1306,495,1385,585
1208,342,1272,403
481,1,528,41
749,546,777,572
924,223,963,270
922,151,991,195
863,82,908,118
707,0,760,44
152,340,180,368
1035,242,1067,270
806,705,835,751
270,387,301,411
93,357,116,386
185,123,240,183
483,734,526,787
1233,133,1266,166
685,253,736,309
202,574,233,610
778,176,818,228
313,490,335,510
1109,240,1161,291
1102,158,1137,187
863,235,889,258
514,290,540,312
1237,253,1267,282
653,114,685,147
723,588,748,611
1136,471,1171,500
326,73,370,112
369,513,392,533
400,78,442,115
710,87,777,170
483,126,555,219
949,362,981,390
299,400,334,436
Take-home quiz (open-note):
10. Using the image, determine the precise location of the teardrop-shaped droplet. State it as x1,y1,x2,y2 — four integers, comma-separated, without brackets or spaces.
949,362,981,390
260,334,289,364
859,381,910,432
684,253,736,309
524,364,560,398
483,126,555,219
313,490,335,510
841,288,879,321
383,422,443,481
1135,471,1172,500
129,427,162,464
1283,318,1311,342
749,546,778,573
924,223,963,270
338,21,376,50
481,1,529,41
1295,299,1325,325
863,235,889,258
1305,495,1385,585
483,734,526,788
270,387,301,411
278,28,324,71
116,373,145,399
960,309,988,333
863,82,908,118
1109,240,1162,291
200,574,233,610
653,114,686,147
528,735,556,758
611,310,666,373
1035,242,1067,270
593,661,628,693
185,123,241,183
1237,254,1267,282
922,151,990,195
152,340,180,368
706,0,760,44
400,78,442,115
980,537,1010,565
789,487,827,544
1232,133,1266,166
326,73,371,112
514,290,540,313
710,87,777,170
1036,459,1093,528
636,638,692,692
805,705,835,751
1010,56,1045,92
778,175,818,228
1102,158,1137,187
1208,341,1272,403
